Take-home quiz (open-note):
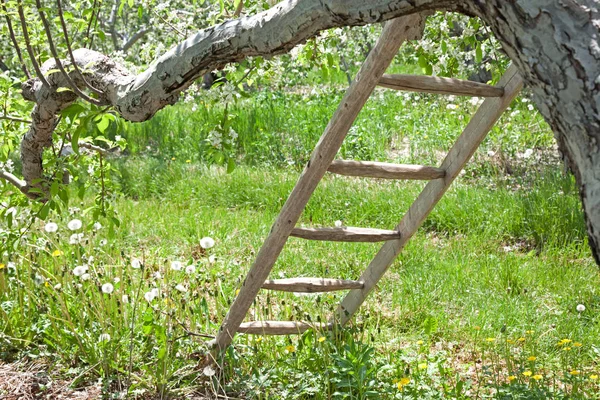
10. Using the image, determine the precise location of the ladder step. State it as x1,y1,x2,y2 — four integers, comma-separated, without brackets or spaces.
238,321,333,335
291,227,401,242
378,74,505,97
328,160,445,180
262,278,364,292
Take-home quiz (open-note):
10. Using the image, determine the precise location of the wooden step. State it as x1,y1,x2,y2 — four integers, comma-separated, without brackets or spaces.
328,160,445,180
238,321,334,335
262,278,364,292
291,227,401,242
378,74,504,97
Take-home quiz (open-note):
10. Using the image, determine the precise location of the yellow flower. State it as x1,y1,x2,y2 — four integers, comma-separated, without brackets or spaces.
517,337,525,342
51,250,63,257
526,330,534,334
474,326,481,331
186,159,191,163
416,340,424,345
589,374,598,380
171,157,176,160
506,339,515,344
527,356,537,361
418,363,427,370
0,263,5,270
44,281,50,287
400,377,410,385
558,339,572,345
485,337,495,342
570,370,580,376
533,375,543,381
508,375,516,382
523,371,532,377
318,337,326,343
563,347,572,351
285,345,296,353
235,289,240,296
255,337,263,343
573,342,582,347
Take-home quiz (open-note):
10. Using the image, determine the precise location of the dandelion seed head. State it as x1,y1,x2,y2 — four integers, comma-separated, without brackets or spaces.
203,365,216,377
93,222,102,231
73,265,88,277
44,222,58,233
185,264,196,274
131,258,142,269
99,333,111,342
200,237,215,249
101,283,114,294
576,304,586,312
67,219,82,231
175,284,187,292
81,273,91,281
170,261,183,271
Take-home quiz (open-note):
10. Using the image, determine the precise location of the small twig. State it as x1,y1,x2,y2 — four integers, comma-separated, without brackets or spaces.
36,0,103,105
233,0,244,18
56,0,105,96
235,65,256,87
0,0,31,78
79,142,110,155
84,0,98,48
16,0,50,87
122,27,150,52
153,10,186,38
0,114,31,123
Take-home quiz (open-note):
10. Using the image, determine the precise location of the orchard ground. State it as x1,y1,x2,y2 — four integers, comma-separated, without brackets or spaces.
2,77,600,398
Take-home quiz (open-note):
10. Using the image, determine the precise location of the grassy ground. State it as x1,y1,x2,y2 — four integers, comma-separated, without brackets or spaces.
2,72,600,398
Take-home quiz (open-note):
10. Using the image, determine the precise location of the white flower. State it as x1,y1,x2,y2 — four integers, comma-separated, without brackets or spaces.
523,149,534,159
200,237,215,249
334,220,343,228
487,150,496,157
114,277,120,284
171,261,183,271
93,222,102,231
144,288,160,302
122,294,129,303
99,333,111,342
153,271,162,279
208,254,216,264
185,264,196,274
81,273,91,281
102,283,114,294
470,97,481,106
73,265,88,277
33,274,45,285
67,219,82,231
203,365,216,377
131,258,142,269
53,283,62,290
44,222,58,233
576,304,586,312
99,239,108,246
175,284,187,292
446,104,458,110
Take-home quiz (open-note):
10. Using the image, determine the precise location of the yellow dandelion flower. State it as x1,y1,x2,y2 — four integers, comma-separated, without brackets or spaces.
589,374,598,380
171,157,176,161
285,345,296,353
559,339,572,345
51,250,63,257
563,347,572,351
318,337,326,343
533,375,543,381
506,339,515,344
0,263,5,270
523,371,532,377
396,382,404,391
485,337,496,342
400,377,410,385
570,370,580,376
573,342,582,347
474,326,481,331
418,363,427,370
508,375,517,382
255,337,263,343
526,330,534,334
44,281,50,287
517,337,525,342
416,340,424,345
527,356,537,361
235,289,240,296
186,160,191,163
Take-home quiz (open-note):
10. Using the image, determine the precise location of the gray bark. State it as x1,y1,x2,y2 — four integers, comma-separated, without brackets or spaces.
8,0,600,262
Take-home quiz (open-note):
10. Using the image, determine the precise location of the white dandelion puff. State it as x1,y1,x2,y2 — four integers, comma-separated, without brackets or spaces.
131,258,142,269
81,273,91,281
170,261,183,271
101,283,114,294
576,304,586,312
67,219,82,231
200,237,215,249
73,265,88,277
44,222,58,233
99,333,111,342
185,264,196,274
203,365,216,377
175,284,187,292
93,222,102,231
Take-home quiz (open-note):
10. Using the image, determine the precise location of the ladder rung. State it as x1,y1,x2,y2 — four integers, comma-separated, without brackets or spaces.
262,278,364,292
328,160,445,180
238,321,333,335
291,227,401,242
378,74,505,97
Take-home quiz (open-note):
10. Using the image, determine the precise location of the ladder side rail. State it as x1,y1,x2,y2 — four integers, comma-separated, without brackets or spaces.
211,14,427,352
336,65,524,325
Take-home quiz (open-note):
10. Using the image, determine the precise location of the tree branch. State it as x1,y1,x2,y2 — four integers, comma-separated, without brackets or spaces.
1,115,31,123
16,0,49,87
0,0,31,78
121,28,151,52
0,170,29,196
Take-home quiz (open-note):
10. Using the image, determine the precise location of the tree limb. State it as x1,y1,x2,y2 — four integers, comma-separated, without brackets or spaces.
121,27,150,52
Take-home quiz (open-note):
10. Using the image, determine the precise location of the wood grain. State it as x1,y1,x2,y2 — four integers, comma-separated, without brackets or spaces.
328,160,445,180
262,278,364,292
378,74,505,97
291,227,401,242
238,321,333,335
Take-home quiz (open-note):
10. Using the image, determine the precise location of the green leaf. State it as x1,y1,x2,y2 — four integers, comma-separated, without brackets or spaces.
38,202,50,220
96,114,111,133
71,127,81,154
128,0,134,8
50,181,59,198
475,44,483,63
226,157,235,173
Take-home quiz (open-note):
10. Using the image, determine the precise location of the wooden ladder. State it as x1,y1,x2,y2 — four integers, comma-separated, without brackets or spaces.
210,14,523,353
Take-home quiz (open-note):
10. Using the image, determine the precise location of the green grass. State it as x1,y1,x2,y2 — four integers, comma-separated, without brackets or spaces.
2,71,599,398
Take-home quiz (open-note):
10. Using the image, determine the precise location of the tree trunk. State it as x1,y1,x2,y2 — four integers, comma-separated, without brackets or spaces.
462,1,600,262
8,0,600,263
